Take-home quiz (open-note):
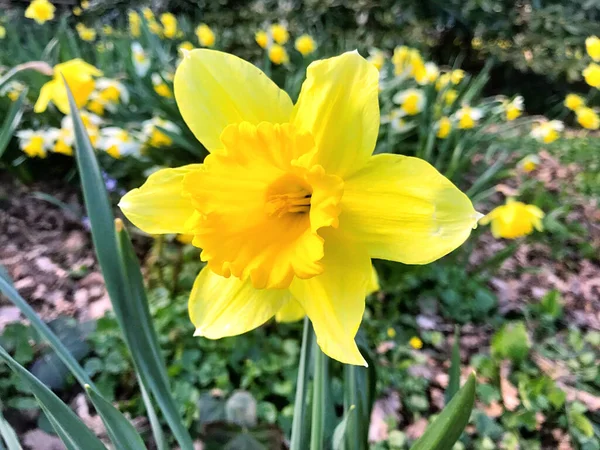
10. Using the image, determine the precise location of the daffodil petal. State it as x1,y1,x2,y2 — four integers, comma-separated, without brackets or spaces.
174,49,294,152
119,164,202,234
289,229,370,366
34,80,55,113
190,266,290,338
275,299,305,323
291,51,379,178
367,264,379,295
341,154,479,264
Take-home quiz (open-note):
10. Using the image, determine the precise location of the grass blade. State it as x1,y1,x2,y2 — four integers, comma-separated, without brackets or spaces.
410,372,476,450
139,380,168,450
63,78,194,450
0,347,106,450
0,408,22,450
445,327,461,404
310,340,327,450
0,89,28,159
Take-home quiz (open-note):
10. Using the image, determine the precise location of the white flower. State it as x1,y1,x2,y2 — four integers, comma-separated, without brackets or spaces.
131,42,150,77
97,127,142,158
95,78,130,104
392,89,426,115
16,129,56,158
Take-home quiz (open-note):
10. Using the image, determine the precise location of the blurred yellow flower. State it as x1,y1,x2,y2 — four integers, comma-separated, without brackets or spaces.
472,37,483,50
531,120,563,143
367,49,385,71
416,62,439,85
195,24,215,48
436,117,452,139
387,328,396,338
455,105,483,129
50,113,101,156
564,93,585,111
179,41,194,52
73,6,82,15
0,26,5,39
583,63,600,87
519,155,539,173
160,13,178,39
131,42,150,77
103,25,113,35
81,0,90,9
585,36,600,61
16,130,52,158
86,93,105,115
435,72,451,91
409,337,423,349
270,23,289,45
128,11,141,37
255,30,268,49
142,117,178,148
393,46,425,80
142,7,154,20
152,73,173,98
269,44,289,65
480,199,544,239
504,96,523,121
576,106,600,130
443,89,458,105
450,69,465,84
148,20,163,37
295,34,316,56
76,23,96,41
119,50,479,365
98,127,140,158
1,81,26,101
393,88,425,116
35,59,102,114
25,0,55,24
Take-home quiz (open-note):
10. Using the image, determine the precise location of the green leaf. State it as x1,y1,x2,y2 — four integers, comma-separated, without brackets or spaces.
63,79,194,450
446,326,461,404
139,380,168,450
0,346,106,450
0,407,22,450
289,317,313,450
409,372,476,450
85,385,147,450
332,406,355,450
491,322,531,364
310,340,328,450
0,89,28,159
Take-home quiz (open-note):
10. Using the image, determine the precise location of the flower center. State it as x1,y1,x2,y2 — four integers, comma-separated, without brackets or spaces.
265,174,312,217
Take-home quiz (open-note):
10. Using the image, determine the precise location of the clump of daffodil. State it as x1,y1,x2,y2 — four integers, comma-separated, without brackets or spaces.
73,6,82,15
270,23,289,45
269,44,289,65
480,198,544,239
504,96,524,121
141,7,154,20
119,49,480,365
393,88,425,116
86,91,107,115
575,106,600,130
381,109,416,134
531,120,563,143
102,24,113,35
518,154,539,173
443,89,458,106
98,127,141,159
392,46,425,80
76,23,96,41
415,61,439,85
586,36,600,61
80,0,90,9
195,24,215,47
255,30,268,49
142,117,179,148
295,34,316,57
16,130,54,158
35,59,102,114
583,63,600,88
455,105,483,129
564,93,585,111
450,69,465,84
436,116,452,139
25,0,55,24
152,73,173,98
160,13,178,39
367,48,386,71
436,72,451,91
128,10,141,37
147,18,163,37
95,78,129,106
49,112,102,155
131,43,150,77
409,337,423,350
1,81,26,101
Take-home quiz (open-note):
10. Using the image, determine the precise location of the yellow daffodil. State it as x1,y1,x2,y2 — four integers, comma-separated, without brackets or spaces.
96,78,129,105
455,105,483,129
583,63,600,87
564,93,585,111
195,24,215,48
102,24,113,35
586,36,600,61
73,6,82,15
436,117,452,139
1,81,26,101
575,106,600,130
35,59,102,114
531,120,563,143
387,328,396,338
119,50,480,365
443,89,458,106
142,7,154,20
98,127,141,158
160,13,178,39
177,234,195,245
142,117,178,147
269,44,289,65
436,72,451,91
25,0,55,24
76,23,96,41
480,198,544,239
472,37,483,50
295,34,316,57
128,11,141,37
416,62,439,85
81,0,90,9
0,26,5,39
518,155,539,173
409,337,423,349
179,41,195,53
367,49,385,71
255,30,268,49
16,130,54,158
48,113,101,156
450,69,465,84
392,46,425,80
131,42,150,77
148,20,163,37
393,88,425,116
152,73,173,98
86,92,106,115
504,96,523,121
270,23,289,45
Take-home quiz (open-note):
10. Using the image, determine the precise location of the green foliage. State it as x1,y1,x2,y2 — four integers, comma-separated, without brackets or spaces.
491,322,531,364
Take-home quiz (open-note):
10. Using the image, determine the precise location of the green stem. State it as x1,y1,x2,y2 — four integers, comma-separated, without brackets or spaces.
310,339,327,450
289,317,313,450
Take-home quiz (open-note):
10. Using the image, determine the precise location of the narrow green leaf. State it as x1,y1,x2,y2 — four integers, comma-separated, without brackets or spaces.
139,380,168,450
310,341,327,450
0,407,22,450
85,385,147,450
332,406,355,450
410,372,476,450
0,90,28,159
64,78,194,450
0,346,106,450
289,317,313,450
446,327,461,404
